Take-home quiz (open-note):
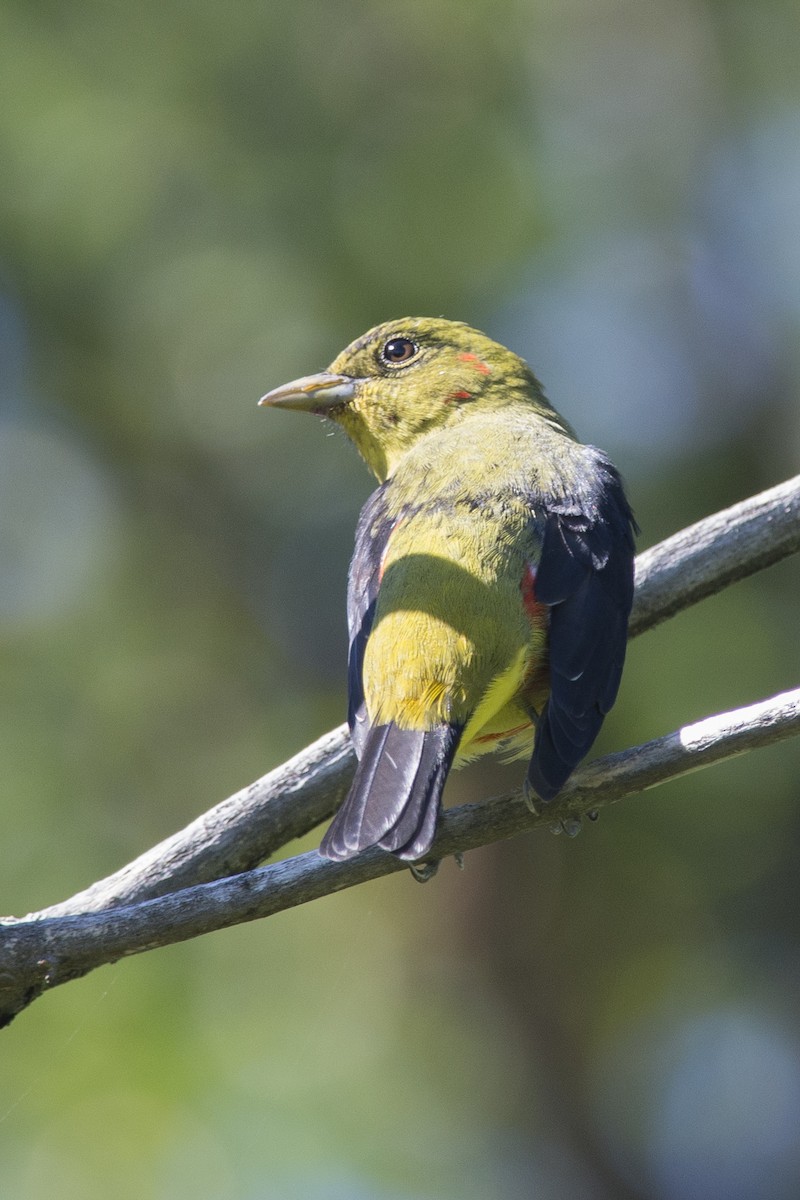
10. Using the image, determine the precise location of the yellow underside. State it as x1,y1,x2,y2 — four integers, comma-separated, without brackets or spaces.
363,609,545,766
359,483,551,763
457,645,534,763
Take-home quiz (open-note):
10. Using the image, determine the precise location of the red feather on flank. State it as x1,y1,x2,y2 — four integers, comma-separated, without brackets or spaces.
520,563,546,623
473,721,531,745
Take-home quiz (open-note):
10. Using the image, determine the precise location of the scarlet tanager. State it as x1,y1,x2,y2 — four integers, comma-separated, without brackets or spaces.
260,318,636,869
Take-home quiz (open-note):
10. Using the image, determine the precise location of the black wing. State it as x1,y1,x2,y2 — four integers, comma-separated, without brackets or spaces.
526,452,636,802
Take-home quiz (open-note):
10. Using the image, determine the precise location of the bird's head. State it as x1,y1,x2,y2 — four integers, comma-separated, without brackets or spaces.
260,317,570,480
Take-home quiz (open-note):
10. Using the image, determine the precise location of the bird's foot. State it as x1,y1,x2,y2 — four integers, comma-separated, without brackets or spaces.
524,778,583,836
409,858,440,883
549,816,583,838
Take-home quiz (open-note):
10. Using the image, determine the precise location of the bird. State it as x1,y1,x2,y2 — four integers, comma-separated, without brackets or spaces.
260,317,636,873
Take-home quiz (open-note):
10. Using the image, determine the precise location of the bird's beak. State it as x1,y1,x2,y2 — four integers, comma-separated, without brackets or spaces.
259,372,356,414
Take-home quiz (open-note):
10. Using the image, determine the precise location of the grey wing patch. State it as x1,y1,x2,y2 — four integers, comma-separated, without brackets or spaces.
527,452,637,801
346,483,395,757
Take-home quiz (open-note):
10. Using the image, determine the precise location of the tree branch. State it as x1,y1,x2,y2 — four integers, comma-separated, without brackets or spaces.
39,724,356,918
1,474,799,1026
629,473,800,636
2,687,799,1027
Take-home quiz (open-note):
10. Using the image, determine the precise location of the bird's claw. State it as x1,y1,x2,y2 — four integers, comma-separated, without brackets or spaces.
549,816,583,838
409,858,440,883
523,777,545,815
524,778,585,837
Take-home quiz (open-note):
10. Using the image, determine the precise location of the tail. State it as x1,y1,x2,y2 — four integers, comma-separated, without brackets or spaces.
319,722,462,862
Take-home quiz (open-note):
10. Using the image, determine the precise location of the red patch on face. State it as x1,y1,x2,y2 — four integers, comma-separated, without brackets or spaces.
457,352,492,375
447,389,473,402
521,563,546,623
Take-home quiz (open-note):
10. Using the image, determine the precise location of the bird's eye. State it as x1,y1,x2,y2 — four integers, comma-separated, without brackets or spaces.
381,336,419,366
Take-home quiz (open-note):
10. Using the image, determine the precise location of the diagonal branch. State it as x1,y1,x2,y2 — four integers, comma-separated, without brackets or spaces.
628,472,800,635
33,472,800,920
2,686,799,1027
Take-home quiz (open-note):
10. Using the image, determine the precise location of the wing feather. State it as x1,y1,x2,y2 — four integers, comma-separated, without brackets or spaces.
346,484,394,758
527,452,636,802
319,722,462,862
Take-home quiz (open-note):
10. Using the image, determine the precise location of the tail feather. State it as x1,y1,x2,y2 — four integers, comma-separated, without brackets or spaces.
319,723,461,863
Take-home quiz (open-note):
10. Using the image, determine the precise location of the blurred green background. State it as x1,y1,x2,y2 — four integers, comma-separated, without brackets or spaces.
2,1,800,1196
